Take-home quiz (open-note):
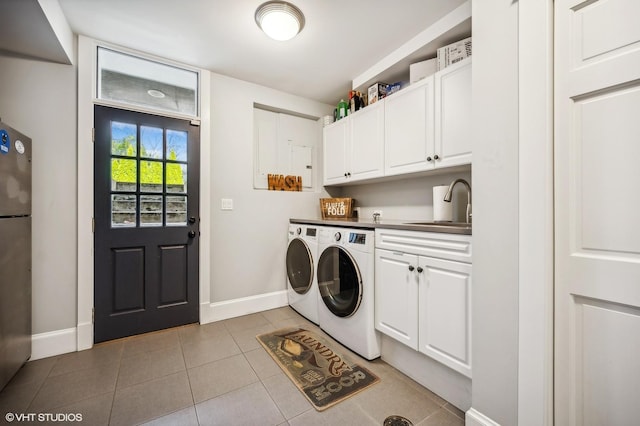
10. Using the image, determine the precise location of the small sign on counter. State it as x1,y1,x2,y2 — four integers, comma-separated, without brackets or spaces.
320,198,354,219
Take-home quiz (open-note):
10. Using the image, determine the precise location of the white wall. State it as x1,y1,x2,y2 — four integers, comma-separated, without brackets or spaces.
336,170,472,222
0,52,77,335
469,1,520,425
209,74,333,304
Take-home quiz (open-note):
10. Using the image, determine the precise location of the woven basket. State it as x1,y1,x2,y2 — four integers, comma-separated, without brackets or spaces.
319,198,354,219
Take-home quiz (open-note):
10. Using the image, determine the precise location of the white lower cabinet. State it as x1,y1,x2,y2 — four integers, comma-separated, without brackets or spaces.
375,229,472,378
417,255,471,377
375,250,420,349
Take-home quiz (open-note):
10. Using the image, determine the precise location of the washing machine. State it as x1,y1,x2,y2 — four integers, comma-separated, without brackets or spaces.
317,226,380,360
286,223,320,324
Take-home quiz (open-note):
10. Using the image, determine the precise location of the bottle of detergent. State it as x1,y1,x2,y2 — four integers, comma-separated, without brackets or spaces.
337,99,348,120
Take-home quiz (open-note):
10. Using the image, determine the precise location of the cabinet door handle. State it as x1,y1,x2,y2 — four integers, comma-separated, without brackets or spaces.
408,265,415,271
344,172,348,177
417,267,423,273
433,155,440,160
347,172,351,177
426,156,432,162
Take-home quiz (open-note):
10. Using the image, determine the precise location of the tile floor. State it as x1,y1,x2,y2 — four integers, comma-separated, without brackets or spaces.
0,307,465,425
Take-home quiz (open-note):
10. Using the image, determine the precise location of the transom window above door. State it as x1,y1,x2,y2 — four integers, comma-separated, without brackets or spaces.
110,121,189,227
97,47,199,117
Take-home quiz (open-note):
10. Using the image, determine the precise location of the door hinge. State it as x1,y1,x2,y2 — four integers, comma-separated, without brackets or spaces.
92,308,95,323
92,217,95,233
92,127,95,142
190,119,201,127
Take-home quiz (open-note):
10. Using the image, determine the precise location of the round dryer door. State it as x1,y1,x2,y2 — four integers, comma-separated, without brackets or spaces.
286,238,313,295
317,246,362,317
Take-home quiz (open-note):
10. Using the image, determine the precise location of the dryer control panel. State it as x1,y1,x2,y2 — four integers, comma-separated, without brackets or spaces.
349,233,367,245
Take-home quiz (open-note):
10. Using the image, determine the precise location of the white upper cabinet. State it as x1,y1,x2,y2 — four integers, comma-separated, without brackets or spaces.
323,102,385,185
323,117,349,185
323,57,472,186
349,101,385,181
384,57,472,177
384,76,435,176
434,57,472,168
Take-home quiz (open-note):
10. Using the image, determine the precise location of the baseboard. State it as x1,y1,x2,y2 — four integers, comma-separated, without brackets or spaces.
30,292,288,360
201,290,288,324
466,408,501,426
31,327,77,361
76,321,93,351
380,334,471,411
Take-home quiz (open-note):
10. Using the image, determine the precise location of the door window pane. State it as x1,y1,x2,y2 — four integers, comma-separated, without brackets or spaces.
106,112,193,229
166,196,187,226
98,47,198,117
140,195,162,226
111,158,137,191
166,129,187,161
167,164,187,193
111,194,136,227
111,122,137,156
140,160,163,192
140,126,163,159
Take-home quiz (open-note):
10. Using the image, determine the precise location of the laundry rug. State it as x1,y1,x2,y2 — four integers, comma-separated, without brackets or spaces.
256,327,380,411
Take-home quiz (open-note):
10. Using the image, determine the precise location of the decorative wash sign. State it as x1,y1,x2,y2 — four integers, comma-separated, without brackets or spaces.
268,174,302,191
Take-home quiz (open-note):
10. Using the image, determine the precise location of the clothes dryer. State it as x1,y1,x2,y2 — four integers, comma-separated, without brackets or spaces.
286,223,320,324
317,226,380,360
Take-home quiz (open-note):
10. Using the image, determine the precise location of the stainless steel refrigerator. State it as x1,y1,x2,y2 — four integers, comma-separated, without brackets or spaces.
0,120,32,390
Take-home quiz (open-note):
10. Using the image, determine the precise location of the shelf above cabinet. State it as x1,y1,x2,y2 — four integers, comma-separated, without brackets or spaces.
352,2,471,94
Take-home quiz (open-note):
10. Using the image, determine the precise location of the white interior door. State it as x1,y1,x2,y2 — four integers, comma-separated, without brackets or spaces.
555,1,640,425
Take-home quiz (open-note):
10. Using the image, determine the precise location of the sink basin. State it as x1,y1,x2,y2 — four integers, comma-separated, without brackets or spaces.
405,221,471,228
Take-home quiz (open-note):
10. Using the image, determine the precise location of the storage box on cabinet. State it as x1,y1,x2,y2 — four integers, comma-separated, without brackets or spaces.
374,228,472,378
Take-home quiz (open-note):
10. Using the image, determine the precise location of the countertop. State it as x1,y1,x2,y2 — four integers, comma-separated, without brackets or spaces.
289,217,472,235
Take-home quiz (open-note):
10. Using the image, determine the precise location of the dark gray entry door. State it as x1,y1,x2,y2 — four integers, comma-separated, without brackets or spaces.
94,105,200,343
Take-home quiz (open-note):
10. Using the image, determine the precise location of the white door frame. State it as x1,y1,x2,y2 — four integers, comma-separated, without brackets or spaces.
468,3,555,424
76,35,212,350
518,1,554,425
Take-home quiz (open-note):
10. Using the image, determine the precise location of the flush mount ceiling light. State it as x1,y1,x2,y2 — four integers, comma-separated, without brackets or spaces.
255,1,305,41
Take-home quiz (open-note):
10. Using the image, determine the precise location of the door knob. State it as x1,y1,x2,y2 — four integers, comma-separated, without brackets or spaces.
188,230,196,238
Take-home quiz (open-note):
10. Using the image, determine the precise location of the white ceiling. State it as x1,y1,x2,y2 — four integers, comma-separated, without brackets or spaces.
5,0,468,105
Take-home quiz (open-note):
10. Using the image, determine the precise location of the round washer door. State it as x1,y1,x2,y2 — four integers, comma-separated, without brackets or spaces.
317,246,362,317
286,238,314,295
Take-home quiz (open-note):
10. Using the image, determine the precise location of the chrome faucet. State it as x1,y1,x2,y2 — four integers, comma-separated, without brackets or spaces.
444,178,472,223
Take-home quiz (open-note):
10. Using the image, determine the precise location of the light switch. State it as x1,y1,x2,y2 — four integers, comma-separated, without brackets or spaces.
221,198,233,210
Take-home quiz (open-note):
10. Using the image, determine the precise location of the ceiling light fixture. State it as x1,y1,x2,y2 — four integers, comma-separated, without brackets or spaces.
255,1,305,41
